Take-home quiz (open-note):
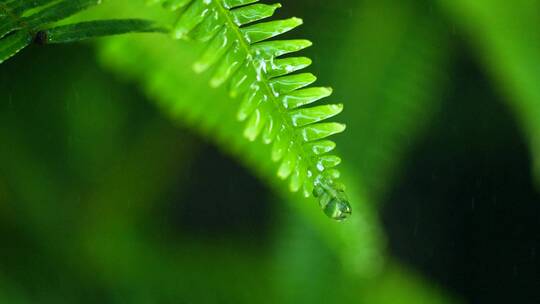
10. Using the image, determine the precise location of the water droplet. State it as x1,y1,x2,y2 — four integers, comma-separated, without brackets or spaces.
321,196,351,221
313,184,352,221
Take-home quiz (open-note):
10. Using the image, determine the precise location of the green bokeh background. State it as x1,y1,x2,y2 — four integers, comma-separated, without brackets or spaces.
1,0,539,303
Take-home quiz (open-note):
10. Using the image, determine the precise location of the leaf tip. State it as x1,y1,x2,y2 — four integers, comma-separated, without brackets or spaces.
291,17,303,26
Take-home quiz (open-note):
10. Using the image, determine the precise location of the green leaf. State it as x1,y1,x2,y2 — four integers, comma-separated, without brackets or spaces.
152,0,352,220
42,19,167,44
333,0,453,202
0,0,166,64
231,3,281,26
289,104,343,127
300,122,346,142
240,17,302,43
24,0,100,29
439,0,540,186
0,18,20,40
0,31,32,64
270,73,317,94
161,0,192,11
10,0,58,14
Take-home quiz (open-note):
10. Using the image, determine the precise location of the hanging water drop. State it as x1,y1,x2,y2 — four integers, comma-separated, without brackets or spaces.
313,184,352,221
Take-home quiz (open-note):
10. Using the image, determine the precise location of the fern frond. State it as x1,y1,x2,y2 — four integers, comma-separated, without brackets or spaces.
154,0,352,220
0,0,164,64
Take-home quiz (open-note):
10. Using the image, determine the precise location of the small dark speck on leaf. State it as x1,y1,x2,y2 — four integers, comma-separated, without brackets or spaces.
34,31,48,45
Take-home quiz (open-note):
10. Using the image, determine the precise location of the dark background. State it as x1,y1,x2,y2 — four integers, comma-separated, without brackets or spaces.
1,0,540,303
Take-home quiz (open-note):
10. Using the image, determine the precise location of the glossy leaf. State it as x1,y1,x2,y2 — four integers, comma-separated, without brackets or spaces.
267,57,312,78
0,19,20,40
223,0,258,9
231,3,281,26
270,73,317,94
241,17,303,43
305,140,336,155
289,104,343,127
252,39,312,58
43,19,166,44
281,87,333,109
24,0,101,29
0,31,32,64
300,122,346,142
153,0,351,220
0,0,167,63
10,0,58,14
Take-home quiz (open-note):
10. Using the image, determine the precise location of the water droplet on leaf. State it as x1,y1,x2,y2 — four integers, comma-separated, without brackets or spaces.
314,184,352,221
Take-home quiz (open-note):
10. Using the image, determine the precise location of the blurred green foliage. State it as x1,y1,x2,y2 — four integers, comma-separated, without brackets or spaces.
1,0,539,303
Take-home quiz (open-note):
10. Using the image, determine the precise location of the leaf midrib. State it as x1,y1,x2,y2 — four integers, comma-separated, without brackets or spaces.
213,0,320,191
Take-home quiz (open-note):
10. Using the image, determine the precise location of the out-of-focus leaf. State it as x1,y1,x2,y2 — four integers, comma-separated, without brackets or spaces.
0,274,29,304
332,0,453,202
0,45,197,302
439,0,540,185
85,0,383,276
